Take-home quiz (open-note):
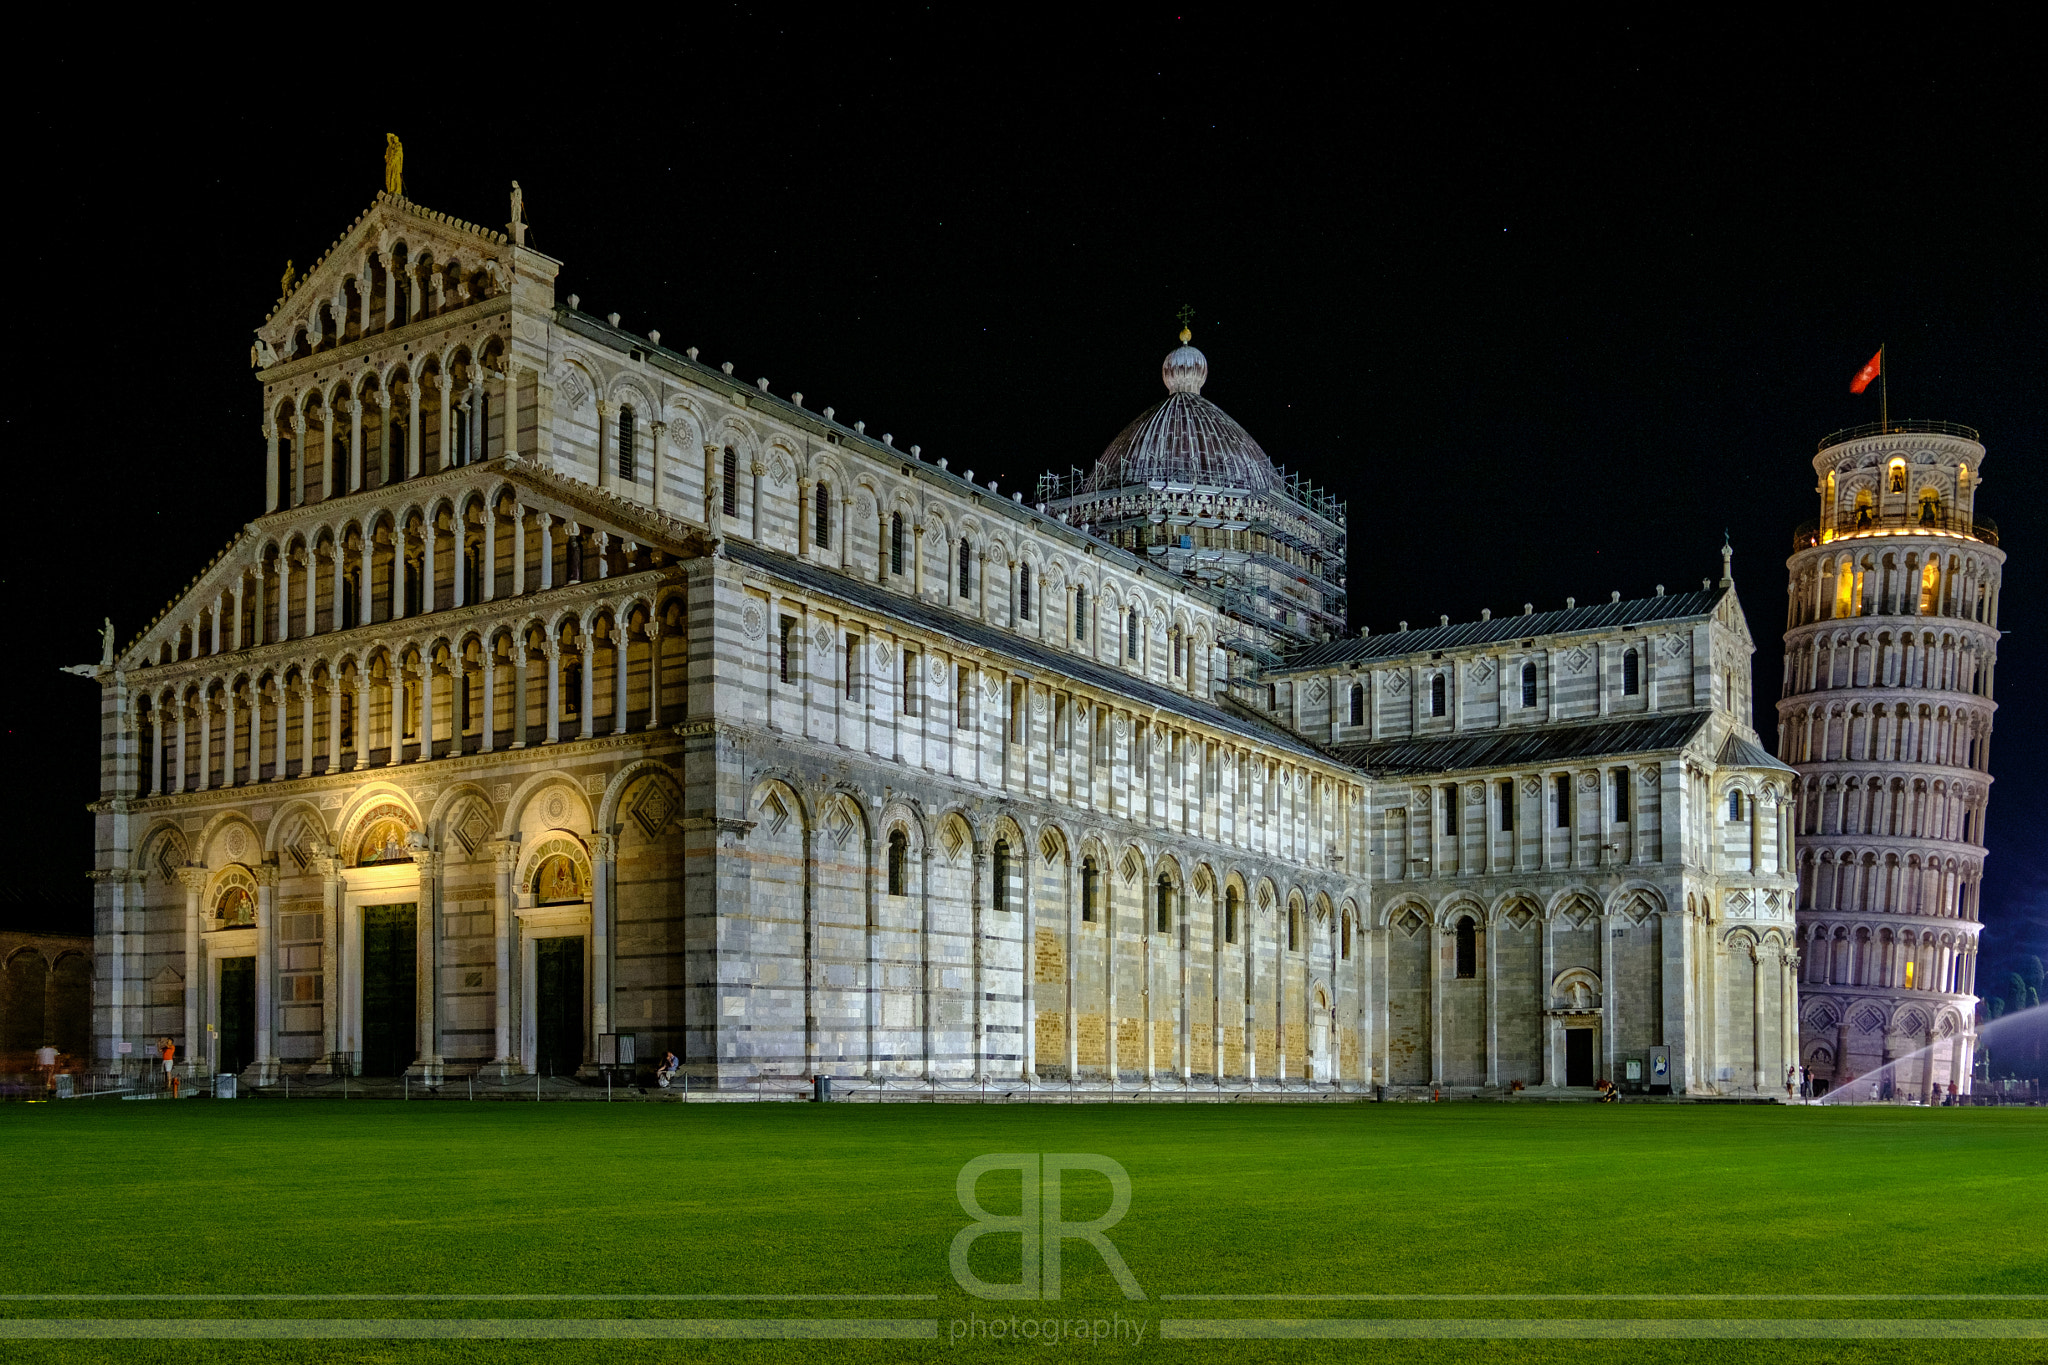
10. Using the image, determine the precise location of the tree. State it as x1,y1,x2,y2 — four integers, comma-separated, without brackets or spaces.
2024,955,2045,992
1987,997,2006,1020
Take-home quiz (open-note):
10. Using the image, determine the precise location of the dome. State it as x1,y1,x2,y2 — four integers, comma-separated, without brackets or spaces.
1081,337,1278,493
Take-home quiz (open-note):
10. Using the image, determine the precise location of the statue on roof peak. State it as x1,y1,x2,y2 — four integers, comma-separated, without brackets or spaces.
384,134,404,197
509,180,525,246
280,260,294,298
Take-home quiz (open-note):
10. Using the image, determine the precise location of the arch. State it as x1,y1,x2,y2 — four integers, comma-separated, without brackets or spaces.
496,771,596,839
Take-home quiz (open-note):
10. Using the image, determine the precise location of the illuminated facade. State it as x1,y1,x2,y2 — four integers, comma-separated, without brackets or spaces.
1780,423,1998,1098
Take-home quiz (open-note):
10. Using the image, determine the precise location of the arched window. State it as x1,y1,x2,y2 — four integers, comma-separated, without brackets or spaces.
532,853,584,904
1613,767,1631,821
1728,790,1745,822
1287,905,1300,951
1081,857,1099,923
1127,608,1140,662
1171,629,1182,679
1889,459,1907,494
887,830,908,896
1442,783,1459,837
1455,917,1477,978
1074,585,1088,640
1430,672,1447,717
889,513,904,575
1224,885,1239,944
1622,648,1640,695
1521,661,1538,708
1554,773,1571,827
1020,564,1032,620
1341,916,1352,960
617,406,636,480
993,840,1011,913
1498,780,1515,831
721,447,739,516
330,432,347,495
1155,875,1173,932
958,539,972,597
1349,683,1364,726
814,482,831,549
387,420,406,484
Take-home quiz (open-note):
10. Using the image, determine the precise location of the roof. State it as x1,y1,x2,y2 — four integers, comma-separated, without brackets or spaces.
1276,587,1728,673
1324,711,1713,778
1718,732,1797,775
1080,344,1279,494
723,542,1332,764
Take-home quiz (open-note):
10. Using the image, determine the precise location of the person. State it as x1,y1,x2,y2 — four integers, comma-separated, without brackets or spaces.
656,1051,681,1089
160,1037,177,1097
36,1045,57,1092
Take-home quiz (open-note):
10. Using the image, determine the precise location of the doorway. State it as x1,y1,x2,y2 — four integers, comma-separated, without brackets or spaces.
360,904,418,1076
218,957,255,1077
1565,1027,1595,1087
536,936,584,1077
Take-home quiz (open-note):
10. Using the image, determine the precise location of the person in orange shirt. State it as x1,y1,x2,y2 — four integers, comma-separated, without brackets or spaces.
160,1037,177,1097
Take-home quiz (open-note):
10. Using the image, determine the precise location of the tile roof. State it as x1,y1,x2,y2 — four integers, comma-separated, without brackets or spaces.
724,542,1332,764
1275,587,1727,673
1324,711,1714,778
1718,732,1797,774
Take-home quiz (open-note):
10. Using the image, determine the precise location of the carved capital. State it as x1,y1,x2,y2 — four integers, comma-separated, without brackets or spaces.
593,833,617,862
176,866,210,894
253,864,281,888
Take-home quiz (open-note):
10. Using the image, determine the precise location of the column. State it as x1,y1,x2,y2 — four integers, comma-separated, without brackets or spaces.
512,643,530,749
1066,853,1080,1081
613,622,630,735
386,672,404,766
254,866,278,1081
422,511,437,613
594,400,612,492
649,421,667,512
360,528,375,627
1751,942,1767,1091
1020,841,1035,1083
271,680,289,779
703,443,722,534
264,423,280,513
913,523,926,597
592,833,615,1049
492,842,516,1071
511,504,527,596
481,648,497,754
314,856,342,1073
453,520,467,608
328,674,344,773
354,675,372,769
840,495,852,571
178,867,207,1075
482,501,497,602
415,851,443,1077
537,514,554,591
319,409,335,500
348,398,363,491
643,621,663,730
291,415,307,507
798,478,814,556
149,695,165,796
232,578,246,651
544,642,562,744
222,689,238,787
391,529,408,621
304,547,319,636
416,659,436,762
412,376,427,477
277,551,292,643
750,462,764,541
578,631,596,739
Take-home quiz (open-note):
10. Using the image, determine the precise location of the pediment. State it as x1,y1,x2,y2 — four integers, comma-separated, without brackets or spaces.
253,192,514,367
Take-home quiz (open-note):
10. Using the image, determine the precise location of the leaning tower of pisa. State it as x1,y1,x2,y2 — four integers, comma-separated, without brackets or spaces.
1779,420,2000,1100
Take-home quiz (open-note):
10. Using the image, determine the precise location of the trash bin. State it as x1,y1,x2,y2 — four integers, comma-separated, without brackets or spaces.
813,1075,831,1104
54,1074,73,1099
216,1074,237,1100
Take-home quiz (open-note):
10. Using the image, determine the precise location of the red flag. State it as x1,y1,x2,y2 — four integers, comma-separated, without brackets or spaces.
1850,348,1882,394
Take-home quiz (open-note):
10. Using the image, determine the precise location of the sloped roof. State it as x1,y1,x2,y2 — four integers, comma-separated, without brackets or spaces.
1718,731,1797,774
1277,587,1727,673
1324,711,1713,778
723,542,1330,763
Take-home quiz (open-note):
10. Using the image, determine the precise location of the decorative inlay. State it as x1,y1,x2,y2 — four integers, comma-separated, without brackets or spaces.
740,602,766,641
224,829,248,860
1563,646,1590,675
544,792,569,824
1523,777,1541,796
630,781,676,839
930,657,948,683
1305,680,1327,704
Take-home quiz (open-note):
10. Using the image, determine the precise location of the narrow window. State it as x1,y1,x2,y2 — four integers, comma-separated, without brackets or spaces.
1430,672,1447,717
1349,683,1364,727
955,665,971,729
1554,773,1571,827
1341,917,1352,960
1442,783,1459,837
958,539,971,597
993,841,1010,913
1622,647,1640,695
1287,906,1300,951
814,482,831,549
1019,563,1032,620
617,406,636,481
1127,608,1140,661
1156,875,1173,932
1498,780,1514,831
721,447,739,516
1081,858,1099,923
454,401,471,466
1903,958,1915,989
845,635,861,700
777,615,795,684
1455,918,1477,978
1074,586,1088,640
889,513,904,575
1008,681,1022,742
1613,767,1631,822
887,830,907,896
1728,790,1744,822
1521,661,1538,708
902,648,921,716
1224,886,1239,944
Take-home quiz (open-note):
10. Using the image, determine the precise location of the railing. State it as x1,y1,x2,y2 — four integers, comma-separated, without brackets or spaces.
1817,419,1981,451
1794,512,2000,550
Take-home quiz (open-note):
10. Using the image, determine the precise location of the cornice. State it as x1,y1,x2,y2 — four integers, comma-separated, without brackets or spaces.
1778,685,1998,713
257,297,514,387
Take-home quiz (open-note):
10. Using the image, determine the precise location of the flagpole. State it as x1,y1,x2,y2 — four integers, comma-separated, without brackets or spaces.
1879,342,1888,432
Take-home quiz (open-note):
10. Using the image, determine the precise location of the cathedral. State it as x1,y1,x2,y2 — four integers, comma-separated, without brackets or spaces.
83,181,1818,1097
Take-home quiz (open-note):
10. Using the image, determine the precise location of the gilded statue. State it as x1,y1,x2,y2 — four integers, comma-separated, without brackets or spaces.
384,133,404,197
280,260,295,297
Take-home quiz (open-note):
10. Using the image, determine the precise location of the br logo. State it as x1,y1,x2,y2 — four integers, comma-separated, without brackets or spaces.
949,1154,1145,1301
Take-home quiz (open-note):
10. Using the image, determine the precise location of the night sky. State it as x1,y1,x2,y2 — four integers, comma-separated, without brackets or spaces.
9,14,2042,983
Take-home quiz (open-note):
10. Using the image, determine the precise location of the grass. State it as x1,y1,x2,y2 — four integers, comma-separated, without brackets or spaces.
1,1099,2043,1363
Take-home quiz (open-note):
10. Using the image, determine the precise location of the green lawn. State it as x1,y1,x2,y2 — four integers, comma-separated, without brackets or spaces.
1,1099,2043,1363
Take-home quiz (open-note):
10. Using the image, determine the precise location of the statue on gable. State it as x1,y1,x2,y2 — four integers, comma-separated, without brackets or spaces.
101,617,116,668
280,260,295,298
509,180,526,246
384,133,404,197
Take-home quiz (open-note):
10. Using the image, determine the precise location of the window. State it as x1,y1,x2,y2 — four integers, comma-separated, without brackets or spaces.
617,406,636,480
331,434,347,494
454,401,471,466
1224,886,1239,943
1455,918,1476,978
277,433,293,500
1019,564,1032,620
1127,609,1140,661
845,635,861,700
955,665,971,729
1613,767,1630,822
1889,460,1907,494
387,421,406,484
1074,586,1087,640
1287,905,1300,951
777,615,795,684
889,513,904,575
887,830,908,896
1903,958,1915,989
993,841,1010,913
1728,790,1744,822
1521,661,1538,708
721,447,739,516
1430,672,1447,717
1554,773,1571,827
1341,917,1351,960
1622,647,1640,696
1442,784,1458,837
902,648,921,716
1349,683,1364,727
1081,857,1099,923
1008,681,1022,742
566,536,585,584
814,482,831,549
958,539,972,597
1499,780,1514,831
1155,875,1173,932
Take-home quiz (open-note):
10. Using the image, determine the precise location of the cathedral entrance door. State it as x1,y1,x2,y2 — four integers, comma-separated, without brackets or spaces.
217,957,255,1078
360,904,418,1076
1564,1027,1595,1087
536,936,584,1077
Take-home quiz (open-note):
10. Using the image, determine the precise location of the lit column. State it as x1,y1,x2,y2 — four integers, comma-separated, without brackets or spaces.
579,631,596,739
149,695,165,796
537,514,554,590
703,443,722,534
299,674,316,775
177,867,208,1075
421,512,437,614
511,504,527,596
594,400,611,492
291,415,307,507
643,621,663,730
416,849,443,1079
613,621,629,735
1752,941,1767,1091
913,523,926,597
391,528,408,621
416,657,436,762
316,853,343,1074
543,641,562,744
221,688,238,788
592,832,615,1045
277,551,292,643
264,422,280,513
480,646,497,754
348,399,364,491
750,461,764,541
492,841,516,1071
482,501,497,602
254,865,278,1082
649,421,667,513
512,640,530,749
840,495,852,571
327,672,344,773
354,674,372,770
411,375,427,478
387,671,404,766
269,679,288,779
798,478,813,556
1020,840,1035,1083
